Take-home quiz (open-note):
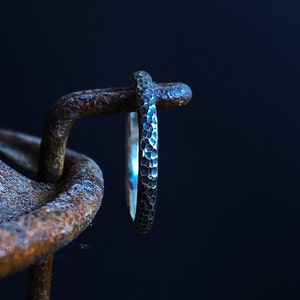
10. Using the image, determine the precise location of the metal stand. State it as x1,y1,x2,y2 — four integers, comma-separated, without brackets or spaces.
0,73,191,299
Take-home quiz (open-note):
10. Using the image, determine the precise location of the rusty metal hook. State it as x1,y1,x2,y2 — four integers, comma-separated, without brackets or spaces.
0,72,192,299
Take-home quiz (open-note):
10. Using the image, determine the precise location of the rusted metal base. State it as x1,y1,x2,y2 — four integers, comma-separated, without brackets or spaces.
0,129,104,278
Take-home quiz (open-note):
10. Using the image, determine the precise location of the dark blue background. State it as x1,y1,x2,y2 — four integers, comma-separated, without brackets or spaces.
1,1,300,299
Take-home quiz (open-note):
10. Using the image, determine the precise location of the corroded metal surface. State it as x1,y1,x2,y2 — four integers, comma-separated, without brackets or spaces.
0,129,104,278
28,255,53,300
0,158,57,223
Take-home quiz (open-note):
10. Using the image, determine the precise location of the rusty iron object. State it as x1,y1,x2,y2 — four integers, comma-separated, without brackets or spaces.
0,129,104,277
38,82,192,183
0,75,192,299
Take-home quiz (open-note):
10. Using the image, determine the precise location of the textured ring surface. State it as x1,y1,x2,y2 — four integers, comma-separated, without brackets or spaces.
125,71,158,233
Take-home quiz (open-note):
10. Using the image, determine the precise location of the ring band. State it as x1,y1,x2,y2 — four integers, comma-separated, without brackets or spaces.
125,71,158,233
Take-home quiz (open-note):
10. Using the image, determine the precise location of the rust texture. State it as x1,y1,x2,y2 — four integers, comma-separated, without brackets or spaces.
0,129,104,278
27,255,53,300
0,158,57,223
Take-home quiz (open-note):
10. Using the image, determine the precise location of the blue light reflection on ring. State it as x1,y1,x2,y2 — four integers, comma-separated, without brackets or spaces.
125,112,139,219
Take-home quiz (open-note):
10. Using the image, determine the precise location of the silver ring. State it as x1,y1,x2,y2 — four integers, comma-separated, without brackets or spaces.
125,71,158,233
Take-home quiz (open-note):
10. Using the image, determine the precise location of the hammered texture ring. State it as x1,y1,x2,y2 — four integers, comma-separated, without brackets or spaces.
125,71,158,233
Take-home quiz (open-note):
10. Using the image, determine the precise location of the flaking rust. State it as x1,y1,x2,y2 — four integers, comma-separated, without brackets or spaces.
0,129,104,278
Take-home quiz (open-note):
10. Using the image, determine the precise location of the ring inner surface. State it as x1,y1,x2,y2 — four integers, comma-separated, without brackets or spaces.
126,112,139,219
